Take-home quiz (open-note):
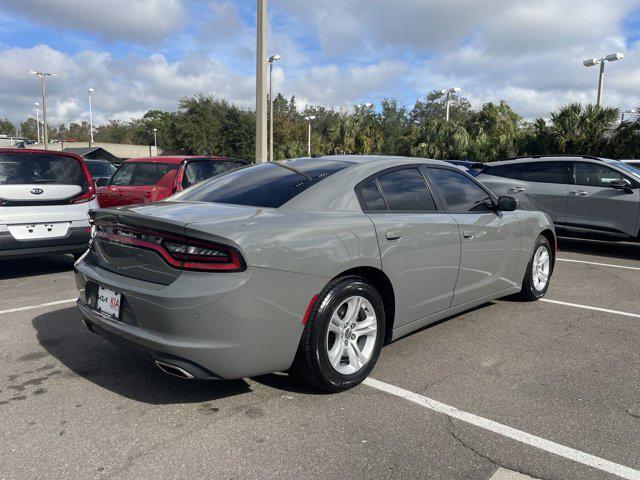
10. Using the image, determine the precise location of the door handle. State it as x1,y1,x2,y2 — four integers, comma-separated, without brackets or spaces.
462,230,475,239
569,190,589,196
508,186,525,193
385,231,402,240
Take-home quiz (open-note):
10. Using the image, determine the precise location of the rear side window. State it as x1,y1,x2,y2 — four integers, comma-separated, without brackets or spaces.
483,164,521,179
182,160,244,189
0,153,85,185
176,159,351,208
375,168,436,211
520,162,567,183
359,180,386,211
427,168,493,213
573,162,623,187
111,163,178,186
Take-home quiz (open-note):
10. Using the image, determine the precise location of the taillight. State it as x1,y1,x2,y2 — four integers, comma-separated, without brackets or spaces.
71,158,97,204
94,223,245,272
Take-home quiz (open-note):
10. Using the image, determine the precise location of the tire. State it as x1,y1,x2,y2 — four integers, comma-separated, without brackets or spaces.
519,235,553,301
292,276,385,393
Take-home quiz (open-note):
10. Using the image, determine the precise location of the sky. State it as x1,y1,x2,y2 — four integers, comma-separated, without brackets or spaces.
0,0,639,128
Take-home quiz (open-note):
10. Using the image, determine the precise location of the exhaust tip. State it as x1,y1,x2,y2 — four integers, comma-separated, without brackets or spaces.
154,360,195,380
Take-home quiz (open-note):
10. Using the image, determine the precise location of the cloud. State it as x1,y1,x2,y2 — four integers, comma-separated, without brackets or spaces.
2,0,185,43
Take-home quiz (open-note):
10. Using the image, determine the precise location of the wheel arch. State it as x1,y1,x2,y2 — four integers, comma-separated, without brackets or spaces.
331,266,396,344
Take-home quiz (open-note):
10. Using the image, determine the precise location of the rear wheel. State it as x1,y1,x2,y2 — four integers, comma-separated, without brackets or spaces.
519,235,552,301
293,276,385,392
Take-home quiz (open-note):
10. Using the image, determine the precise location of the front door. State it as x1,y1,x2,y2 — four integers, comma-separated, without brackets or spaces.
567,161,640,238
425,167,521,307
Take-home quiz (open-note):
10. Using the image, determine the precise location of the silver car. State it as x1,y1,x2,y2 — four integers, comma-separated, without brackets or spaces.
477,155,640,242
75,156,555,392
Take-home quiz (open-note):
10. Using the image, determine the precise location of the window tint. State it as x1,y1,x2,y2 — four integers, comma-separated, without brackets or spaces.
359,179,386,211
0,153,86,186
573,162,623,187
519,162,567,183
86,161,117,177
176,159,351,208
427,168,493,213
182,160,244,189
483,163,521,179
111,163,177,186
376,168,436,211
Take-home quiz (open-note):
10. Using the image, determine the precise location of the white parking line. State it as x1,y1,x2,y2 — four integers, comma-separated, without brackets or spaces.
363,377,640,480
557,258,640,271
0,298,76,315
540,299,640,319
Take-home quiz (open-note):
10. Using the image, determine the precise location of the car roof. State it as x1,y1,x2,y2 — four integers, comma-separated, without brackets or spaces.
315,155,457,166
484,155,606,166
124,156,248,164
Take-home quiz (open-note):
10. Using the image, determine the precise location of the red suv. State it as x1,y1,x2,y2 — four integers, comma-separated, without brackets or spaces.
96,156,248,208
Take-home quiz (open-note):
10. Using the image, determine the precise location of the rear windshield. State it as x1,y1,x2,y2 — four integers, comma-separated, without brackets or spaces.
86,160,117,177
111,162,178,186
0,152,86,185
175,158,351,208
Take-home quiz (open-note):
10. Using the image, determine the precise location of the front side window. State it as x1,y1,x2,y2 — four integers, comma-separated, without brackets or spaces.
573,162,624,188
427,168,493,213
519,161,567,184
375,168,437,211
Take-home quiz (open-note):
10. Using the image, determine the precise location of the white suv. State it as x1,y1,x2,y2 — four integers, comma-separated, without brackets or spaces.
0,148,98,260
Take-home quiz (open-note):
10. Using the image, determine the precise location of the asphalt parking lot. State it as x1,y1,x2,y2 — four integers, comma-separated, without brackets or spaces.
1,238,639,480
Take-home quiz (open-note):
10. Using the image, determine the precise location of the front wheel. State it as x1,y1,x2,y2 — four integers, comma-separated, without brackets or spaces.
292,276,385,393
519,235,553,301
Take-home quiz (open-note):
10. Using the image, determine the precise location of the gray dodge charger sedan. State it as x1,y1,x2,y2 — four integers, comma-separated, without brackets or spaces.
75,156,555,392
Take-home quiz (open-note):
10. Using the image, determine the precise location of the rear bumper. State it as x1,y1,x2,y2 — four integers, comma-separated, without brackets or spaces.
0,226,91,259
74,257,328,380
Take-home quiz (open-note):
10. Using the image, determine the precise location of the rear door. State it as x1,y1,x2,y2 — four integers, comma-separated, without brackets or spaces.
425,166,521,306
359,166,461,328
567,161,640,238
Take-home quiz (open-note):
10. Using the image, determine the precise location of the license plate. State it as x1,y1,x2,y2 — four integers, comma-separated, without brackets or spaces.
8,222,71,240
96,286,121,320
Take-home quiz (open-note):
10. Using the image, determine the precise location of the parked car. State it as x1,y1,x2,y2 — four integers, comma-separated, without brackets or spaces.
444,160,484,176
476,155,640,242
0,148,97,260
85,159,117,185
76,155,555,392
96,156,249,208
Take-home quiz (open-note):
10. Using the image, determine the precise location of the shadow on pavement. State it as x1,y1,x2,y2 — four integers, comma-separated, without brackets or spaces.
0,254,76,280
558,237,640,262
32,306,251,405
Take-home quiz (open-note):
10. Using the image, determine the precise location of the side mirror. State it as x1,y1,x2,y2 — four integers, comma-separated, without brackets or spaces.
610,178,632,191
96,177,109,187
497,195,517,211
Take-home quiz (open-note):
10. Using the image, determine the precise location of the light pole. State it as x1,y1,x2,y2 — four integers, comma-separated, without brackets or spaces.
153,128,158,155
268,54,282,162
583,53,623,106
255,0,268,163
29,70,59,149
34,101,40,144
304,116,315,157
88,88,95,146
441,87,461,122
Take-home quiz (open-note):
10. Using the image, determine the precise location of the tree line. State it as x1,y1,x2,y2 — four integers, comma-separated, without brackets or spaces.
2,91,638,161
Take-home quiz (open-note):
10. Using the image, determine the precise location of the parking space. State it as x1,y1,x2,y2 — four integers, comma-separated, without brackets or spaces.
1,239,639,480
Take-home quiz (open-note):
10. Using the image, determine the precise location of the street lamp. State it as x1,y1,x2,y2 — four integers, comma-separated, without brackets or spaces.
29,70,59,149
583,53,623,106
34,101,40,144
441,87,461,122
255,0,268,163
268,54,283,162
153,128,158,155
88,88,95,146
304,116,316,157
